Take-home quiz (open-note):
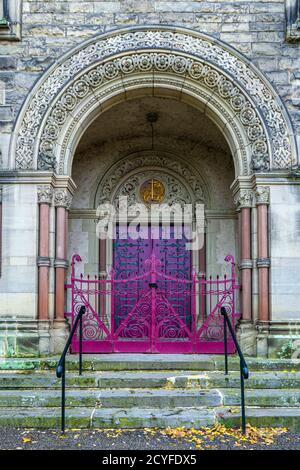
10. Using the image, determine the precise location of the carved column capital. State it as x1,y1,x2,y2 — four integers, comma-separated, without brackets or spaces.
255,186,270,205
54,188,72,209
37,185,53,205
234,189,253,210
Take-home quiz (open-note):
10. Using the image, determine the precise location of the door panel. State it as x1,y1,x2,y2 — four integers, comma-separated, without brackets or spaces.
113,225,192,350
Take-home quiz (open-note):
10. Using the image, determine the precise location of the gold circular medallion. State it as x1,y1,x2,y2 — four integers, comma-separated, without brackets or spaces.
140,179,165,204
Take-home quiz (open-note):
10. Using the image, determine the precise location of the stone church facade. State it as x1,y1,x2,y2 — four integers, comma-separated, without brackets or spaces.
0,1,300,358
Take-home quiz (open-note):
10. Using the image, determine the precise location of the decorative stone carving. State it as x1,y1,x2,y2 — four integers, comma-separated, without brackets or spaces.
255,187,270,205
97,152,206,208
37,185,53,205
38,53,269,174
112,171,193,209
234,189,253,209
58,75,249,175
38,152,57,171
12,27,296,174
54,188,72,209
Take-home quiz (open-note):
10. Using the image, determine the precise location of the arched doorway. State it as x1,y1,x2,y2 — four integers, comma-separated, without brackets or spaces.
68,96,237,353
9,26,297,355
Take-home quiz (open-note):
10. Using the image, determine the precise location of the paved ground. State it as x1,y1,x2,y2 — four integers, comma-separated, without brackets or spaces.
0,426,299,450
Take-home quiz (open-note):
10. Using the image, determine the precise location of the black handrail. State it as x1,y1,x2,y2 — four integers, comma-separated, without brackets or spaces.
221,306,249,434
56,305,86,433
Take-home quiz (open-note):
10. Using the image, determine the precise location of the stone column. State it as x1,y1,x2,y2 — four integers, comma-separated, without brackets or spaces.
54,189,72,322
37,185,53,321
237,190,253,321
99,238,107,321
234,189,256,354
256,187,270,323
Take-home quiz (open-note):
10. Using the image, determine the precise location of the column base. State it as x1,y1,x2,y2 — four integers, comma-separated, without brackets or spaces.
257,321,300,359
0,319,51,357
236,320,257,356
0,318,72,357
50,319,70,354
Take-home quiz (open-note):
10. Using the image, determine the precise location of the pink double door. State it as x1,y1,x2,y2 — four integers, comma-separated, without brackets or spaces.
113,225,193,352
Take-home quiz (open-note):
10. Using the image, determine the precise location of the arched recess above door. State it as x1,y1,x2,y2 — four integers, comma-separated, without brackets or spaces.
93,150,211,210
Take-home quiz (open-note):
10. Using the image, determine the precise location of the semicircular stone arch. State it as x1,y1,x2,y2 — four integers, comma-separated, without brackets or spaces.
11,26,297,176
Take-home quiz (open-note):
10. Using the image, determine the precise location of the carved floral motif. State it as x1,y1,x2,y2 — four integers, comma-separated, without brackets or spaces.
54,188,72,209
255,186,270,205
37,185,53,205
234,189,253,209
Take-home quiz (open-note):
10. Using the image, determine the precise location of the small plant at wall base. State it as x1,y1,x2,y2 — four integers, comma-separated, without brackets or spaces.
0,18,9,27
277,340,297,359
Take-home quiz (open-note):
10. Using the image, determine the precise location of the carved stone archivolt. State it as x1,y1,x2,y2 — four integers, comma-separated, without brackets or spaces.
12,26,296,175
96,152,206,209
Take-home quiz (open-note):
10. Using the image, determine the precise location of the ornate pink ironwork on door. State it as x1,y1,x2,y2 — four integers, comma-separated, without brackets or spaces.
66,253,240,354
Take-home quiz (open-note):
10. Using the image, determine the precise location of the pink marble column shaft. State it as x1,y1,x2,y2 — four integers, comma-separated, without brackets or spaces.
99,238,106,320
240,207,252,321
55,207,66,321
257,203,269,322
38,203,50,320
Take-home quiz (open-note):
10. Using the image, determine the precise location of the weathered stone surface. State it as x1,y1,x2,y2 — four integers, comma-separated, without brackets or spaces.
0,357,300,429
218,408,300,430
0,1,300,361
0,0,299,150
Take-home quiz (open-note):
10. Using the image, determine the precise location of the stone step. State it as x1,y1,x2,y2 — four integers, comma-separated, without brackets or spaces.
1,355,300,372
218,407,300,430
1,370,300,389
1,387,298,409
185,371,300,389
1,406,300,429
0,388,222,408
0,407,216,429
221,389,300,407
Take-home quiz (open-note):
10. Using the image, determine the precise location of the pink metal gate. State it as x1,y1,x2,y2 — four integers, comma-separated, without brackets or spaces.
66,253,240,354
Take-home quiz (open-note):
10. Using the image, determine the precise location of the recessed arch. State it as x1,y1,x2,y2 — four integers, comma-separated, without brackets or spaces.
92,149,212,210
10,25,298,176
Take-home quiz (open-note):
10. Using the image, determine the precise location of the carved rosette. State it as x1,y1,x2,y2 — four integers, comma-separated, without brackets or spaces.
255,187,270,205
54,188,72,209
234,189,253,210
37,185,53,205
12,27,295,175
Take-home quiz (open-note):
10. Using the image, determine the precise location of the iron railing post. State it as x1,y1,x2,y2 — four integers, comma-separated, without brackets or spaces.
79,314,83,376
223,311,228,375
220,306,248,435
240,358,246,434
56,304,86,433
61,358,65,433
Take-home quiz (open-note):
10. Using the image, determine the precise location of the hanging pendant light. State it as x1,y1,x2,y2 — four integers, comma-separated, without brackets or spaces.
146,112,158,150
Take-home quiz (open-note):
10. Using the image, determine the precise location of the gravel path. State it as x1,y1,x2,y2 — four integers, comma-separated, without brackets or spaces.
0,427,300,450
